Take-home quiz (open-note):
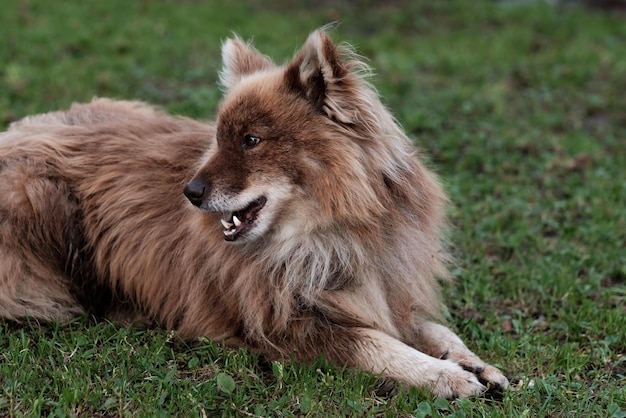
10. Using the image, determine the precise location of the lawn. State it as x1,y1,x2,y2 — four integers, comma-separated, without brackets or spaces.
1,0,625,416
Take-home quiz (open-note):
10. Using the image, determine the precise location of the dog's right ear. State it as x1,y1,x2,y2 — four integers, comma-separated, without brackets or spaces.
219,37,274,90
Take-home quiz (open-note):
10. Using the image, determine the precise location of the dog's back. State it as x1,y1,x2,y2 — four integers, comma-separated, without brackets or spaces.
0,99,217,324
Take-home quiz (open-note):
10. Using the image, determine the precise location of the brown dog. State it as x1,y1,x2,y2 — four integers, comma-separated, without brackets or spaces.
0,30,507,398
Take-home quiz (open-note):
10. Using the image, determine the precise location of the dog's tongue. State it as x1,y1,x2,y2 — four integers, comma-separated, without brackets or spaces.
221,197,267,241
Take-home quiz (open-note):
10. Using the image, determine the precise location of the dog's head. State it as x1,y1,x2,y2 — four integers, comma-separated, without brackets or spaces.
185,29,415,244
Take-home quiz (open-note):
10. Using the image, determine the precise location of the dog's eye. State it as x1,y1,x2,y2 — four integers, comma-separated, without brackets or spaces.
243,134,262,149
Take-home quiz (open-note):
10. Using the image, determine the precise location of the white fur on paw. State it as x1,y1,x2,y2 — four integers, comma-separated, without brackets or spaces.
429,361,487,399
477,364,509,392
444,352,509,392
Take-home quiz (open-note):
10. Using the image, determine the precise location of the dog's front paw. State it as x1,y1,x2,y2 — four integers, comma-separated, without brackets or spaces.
475,363,509,393
443,352,509,393
428,361,487,399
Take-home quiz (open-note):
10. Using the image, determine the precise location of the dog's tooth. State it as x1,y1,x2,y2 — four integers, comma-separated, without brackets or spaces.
233,215,242,227
221,219,233,230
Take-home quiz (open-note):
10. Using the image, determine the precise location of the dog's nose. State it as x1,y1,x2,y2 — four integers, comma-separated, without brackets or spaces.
183,180,206,207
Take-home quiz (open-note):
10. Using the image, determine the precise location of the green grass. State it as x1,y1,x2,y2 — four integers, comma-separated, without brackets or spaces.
1,0,625,416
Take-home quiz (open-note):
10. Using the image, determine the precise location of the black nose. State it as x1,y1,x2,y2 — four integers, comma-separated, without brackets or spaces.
183,179,206,207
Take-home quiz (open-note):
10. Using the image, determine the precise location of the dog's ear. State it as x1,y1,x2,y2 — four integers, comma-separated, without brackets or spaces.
220,37,274,90
285,30,361,124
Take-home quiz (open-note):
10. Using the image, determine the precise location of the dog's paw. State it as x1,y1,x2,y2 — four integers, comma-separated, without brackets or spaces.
476,363,509,393
442,352,509,393
428,361,487,399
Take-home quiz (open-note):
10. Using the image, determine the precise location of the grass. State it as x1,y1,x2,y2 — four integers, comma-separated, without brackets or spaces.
1,0,625,416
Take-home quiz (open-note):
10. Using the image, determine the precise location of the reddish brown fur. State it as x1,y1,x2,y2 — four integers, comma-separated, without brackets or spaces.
0,30,507,398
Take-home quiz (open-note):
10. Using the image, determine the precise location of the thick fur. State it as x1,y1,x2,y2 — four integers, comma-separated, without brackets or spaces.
0,30,507,398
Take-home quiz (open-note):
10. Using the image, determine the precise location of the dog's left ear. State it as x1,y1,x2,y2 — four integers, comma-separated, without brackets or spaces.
285,30,361,124
220,37,274,90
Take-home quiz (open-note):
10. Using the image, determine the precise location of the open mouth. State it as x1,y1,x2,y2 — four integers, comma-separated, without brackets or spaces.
220,196,267,241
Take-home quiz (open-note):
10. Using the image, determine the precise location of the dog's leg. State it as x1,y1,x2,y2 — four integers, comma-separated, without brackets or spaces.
413,321,509,392
282,325,486,399
350,328,488,398
0,250,85,321
355,329,485,398
0,163,86,321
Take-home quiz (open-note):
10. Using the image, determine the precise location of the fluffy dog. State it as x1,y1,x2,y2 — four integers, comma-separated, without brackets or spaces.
0,30,508,398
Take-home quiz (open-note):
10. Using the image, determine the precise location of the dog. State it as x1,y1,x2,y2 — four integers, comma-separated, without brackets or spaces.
0,29,508,398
